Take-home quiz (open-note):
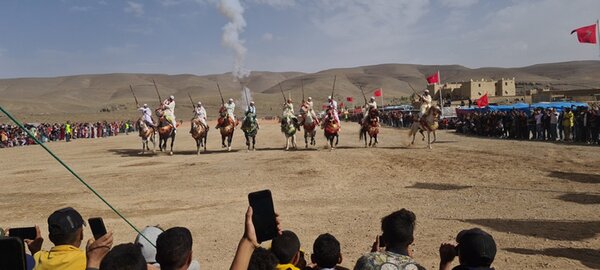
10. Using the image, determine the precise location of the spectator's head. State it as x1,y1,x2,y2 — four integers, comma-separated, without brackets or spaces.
456,228,496,267
47,207,84,247
381,209,416,250
156,227,193,270
248,247,278,270
99,243,147,270
311,233,342,268
134,226,164,264
271,230,301,265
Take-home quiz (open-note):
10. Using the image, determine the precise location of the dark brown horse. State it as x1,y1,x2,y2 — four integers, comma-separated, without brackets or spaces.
359,108,379,147
322,110,340,149
157,117,176,155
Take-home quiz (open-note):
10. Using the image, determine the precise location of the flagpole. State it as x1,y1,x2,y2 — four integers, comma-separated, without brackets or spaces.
380,88,384,112
597,19,600,57
438,70,443,118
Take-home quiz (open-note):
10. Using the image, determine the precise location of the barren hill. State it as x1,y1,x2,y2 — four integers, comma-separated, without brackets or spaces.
0,61,599,122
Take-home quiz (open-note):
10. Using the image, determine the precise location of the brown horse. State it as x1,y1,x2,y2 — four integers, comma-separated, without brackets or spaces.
137,119,156,154
300,103,318,148
157,117,176,155
359,108,379,147
322,110,340,149
408,106,441,149
190,118,208,155
218,116,236,151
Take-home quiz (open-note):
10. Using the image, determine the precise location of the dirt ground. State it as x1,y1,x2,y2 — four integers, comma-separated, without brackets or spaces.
1,121,599,269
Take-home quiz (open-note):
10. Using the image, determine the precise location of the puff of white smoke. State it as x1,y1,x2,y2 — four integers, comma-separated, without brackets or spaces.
218,0,250,79
240,86,253,107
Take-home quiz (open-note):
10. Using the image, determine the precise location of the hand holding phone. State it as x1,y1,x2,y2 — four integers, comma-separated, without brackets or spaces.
248,190,278,243
88,218,107,240
8,227,36,241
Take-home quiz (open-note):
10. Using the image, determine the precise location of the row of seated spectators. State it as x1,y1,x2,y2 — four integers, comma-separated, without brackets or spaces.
1,206,497,270
455,106,600,144
0,121,137,148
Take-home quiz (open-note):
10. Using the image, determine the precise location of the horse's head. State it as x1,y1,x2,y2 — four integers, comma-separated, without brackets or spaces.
369,108,379,117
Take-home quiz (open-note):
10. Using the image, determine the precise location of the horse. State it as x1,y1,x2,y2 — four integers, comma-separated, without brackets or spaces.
281,116,299,151
300,104,317,148
241,111,258,151
359,108,379,147
322,110,340,149
218,113,236,151
157,116,176,155
408,106,441,149
190,118,208,155
137,119,156,154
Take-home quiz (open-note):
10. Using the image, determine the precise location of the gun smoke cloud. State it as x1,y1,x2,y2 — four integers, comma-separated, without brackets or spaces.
218,0,250,80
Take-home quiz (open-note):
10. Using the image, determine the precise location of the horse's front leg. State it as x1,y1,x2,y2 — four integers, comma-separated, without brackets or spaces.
427,132,432,149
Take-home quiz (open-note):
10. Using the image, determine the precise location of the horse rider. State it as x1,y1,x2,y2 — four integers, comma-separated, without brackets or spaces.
190,101,208,133
300,97,319,126
282,98,298,127
138,104,155,128
362,97,378,124
245,101,259,129
216,98,236,128
161,95,177,133
327,96,340,123
419,89,432,119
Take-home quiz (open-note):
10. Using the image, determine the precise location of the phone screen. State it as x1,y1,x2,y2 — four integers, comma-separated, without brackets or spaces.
88,218,107,240
8,227,36,241
0,237,27,270
248,190,277,243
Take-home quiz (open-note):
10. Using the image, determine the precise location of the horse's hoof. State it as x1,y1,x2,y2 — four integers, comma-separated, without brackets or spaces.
228,147,231,152
169,152,174,156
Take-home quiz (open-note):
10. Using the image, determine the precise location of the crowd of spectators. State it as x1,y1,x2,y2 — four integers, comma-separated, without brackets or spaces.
455,106,600,144
1,206,498,270
0,121,136,148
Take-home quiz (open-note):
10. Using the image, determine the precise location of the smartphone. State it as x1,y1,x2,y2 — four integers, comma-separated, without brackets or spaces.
248,190,277,243
88,217,107,240
8,227,36,241
0,237,27,270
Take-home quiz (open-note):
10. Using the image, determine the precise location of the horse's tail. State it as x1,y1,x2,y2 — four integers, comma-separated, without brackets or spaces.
359,128,364,141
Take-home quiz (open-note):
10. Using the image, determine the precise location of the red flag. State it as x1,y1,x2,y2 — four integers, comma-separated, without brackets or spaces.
373,88,382,97
346,96,354,102
339,102,345,108
571,24,597,44
426,73,439,84
476,93,489,108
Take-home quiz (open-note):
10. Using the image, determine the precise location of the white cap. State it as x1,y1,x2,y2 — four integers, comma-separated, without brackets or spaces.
197,101,202,105
229,98,234,102
143,104,148,107
370,97,375,100
328,96,332,99
423,89,429,93
169,95,175,99
308,97,312,100
134,226,164,264
250,101,255,104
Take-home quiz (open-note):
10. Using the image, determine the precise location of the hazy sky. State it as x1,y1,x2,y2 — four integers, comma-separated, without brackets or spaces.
0,0,599,78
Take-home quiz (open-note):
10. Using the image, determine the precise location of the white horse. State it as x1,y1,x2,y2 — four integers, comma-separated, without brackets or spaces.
408,106,441,149
137,119,156,154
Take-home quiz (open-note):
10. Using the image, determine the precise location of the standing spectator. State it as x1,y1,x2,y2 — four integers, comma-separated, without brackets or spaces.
562,108,574,141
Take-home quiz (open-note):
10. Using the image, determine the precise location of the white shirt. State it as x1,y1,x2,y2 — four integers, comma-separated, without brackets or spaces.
162,99,175,115
329,99,338,111
246,105,256,114
194,106,207,119
224,102,235,116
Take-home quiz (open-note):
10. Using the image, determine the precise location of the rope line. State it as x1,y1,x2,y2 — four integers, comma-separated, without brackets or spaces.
0,105,155,247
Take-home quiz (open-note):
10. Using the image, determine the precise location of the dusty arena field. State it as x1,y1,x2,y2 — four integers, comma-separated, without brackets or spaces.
1,121,599,269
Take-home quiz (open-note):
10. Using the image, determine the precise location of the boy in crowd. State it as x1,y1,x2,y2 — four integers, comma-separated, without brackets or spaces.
306,233,347,270
98,243,147,270
271,230,304,270
156,227,194,270
354,209,425,270
438,228,497,270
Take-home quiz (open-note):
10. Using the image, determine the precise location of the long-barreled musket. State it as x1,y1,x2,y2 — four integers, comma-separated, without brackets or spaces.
152,79,162,104
359,85,367,104
216,82,225,105
278,83,286,103
187,92,195,108
301,79,305,101
331,75,337,99
129,85,139,108
243,85,250,108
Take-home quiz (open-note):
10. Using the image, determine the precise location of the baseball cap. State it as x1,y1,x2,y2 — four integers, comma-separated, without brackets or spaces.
456,228,496,267
47,207,85,235
134,226,164,264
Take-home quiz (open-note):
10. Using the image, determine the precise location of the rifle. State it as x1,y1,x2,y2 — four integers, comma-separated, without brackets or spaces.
278,83,286,103
152,79,162,104
301,79,305,101
216,82,225,105
187,92,195,108
359,85,367,104
331,75,337,99
243,85,250,108
129,85,139,107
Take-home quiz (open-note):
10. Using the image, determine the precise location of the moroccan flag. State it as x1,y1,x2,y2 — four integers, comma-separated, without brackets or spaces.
426,73,439,84
346,96,354,102
571,24,597,44
476,93,489,108
373,88,382,97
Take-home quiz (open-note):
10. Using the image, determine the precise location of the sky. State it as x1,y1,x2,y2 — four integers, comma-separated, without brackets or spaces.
0,0,599,78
